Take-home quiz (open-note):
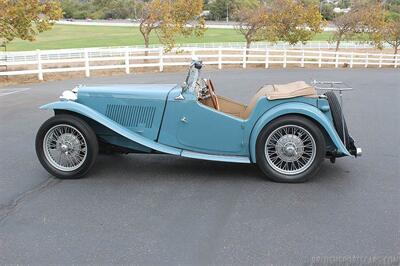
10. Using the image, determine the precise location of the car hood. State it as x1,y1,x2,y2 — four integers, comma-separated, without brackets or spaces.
77,84,178,101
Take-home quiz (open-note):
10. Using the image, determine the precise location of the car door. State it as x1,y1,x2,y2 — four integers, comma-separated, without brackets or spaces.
158,94,246,155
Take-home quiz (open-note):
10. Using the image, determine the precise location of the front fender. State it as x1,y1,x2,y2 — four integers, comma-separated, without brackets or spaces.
249,102,350,163
40,101,182,156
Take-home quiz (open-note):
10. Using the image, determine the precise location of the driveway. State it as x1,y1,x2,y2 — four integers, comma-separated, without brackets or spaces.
0,68,399,265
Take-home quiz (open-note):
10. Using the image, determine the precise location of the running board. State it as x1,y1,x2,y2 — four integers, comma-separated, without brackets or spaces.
180,150,251,164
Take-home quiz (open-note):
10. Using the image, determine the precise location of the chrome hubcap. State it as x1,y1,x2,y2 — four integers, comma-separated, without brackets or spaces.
265,125,316,175
43,124,87,171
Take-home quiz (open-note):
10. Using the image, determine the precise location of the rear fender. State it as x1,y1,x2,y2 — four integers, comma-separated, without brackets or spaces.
249,102,350,163
40,101,182,156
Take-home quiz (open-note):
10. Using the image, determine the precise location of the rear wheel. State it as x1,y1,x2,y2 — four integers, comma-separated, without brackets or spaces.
35,114,98,179
256,115,325,183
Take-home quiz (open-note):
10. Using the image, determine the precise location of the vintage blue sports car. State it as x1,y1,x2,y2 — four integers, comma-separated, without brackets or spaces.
36,60,361,183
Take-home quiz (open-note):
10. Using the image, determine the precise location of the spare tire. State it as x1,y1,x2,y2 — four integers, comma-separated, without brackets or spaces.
324,91,353,149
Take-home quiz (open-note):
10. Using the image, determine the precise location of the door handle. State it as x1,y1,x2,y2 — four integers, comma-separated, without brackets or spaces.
180,117,188,123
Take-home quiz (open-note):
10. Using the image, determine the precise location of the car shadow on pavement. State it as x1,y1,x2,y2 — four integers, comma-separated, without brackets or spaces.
85,153,349,184
89,154,263,182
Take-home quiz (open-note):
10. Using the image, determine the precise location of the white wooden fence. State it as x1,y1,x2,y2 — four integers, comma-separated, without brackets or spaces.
0,47,398,80
162,41,392,50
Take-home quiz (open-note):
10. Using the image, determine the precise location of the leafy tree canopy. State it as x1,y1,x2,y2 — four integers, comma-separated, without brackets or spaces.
139,0,205,50
0,0,62,48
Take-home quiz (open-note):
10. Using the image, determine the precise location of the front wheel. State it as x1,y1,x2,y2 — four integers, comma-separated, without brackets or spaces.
256,115,325,183
35,114,98,179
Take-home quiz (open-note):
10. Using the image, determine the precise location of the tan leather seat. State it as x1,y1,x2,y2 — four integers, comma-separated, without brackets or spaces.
240,81,317,119
200,81,317,119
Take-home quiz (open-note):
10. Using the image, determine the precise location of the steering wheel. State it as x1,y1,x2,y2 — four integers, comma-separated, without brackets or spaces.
206,79,220,111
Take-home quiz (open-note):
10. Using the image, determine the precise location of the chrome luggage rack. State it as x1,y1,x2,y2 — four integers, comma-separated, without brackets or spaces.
311,80,353,91
311,80,354,109
311,80,354,149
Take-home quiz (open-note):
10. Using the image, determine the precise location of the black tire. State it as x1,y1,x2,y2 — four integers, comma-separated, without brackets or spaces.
35,114,98,179
256,115,326,183
324,91,351,148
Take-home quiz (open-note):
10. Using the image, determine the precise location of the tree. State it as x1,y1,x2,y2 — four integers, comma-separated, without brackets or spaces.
321,3,335,21
331,12,358,51
208,0,238,21
355,2,387,48
382,18,400,54
139,0,205,51
60,0,144,20
263,0,325,45
365,6,400,54
330,2,387,51
0,0,63,49
235,0,324,49
234,1,268,49
92,0,137,19
338,0,351,9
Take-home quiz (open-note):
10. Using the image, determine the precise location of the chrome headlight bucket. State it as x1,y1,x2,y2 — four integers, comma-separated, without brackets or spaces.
60,86,79,101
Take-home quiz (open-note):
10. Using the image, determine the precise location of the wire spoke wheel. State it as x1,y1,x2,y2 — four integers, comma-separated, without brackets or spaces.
43,124,87,172
265,125,316,175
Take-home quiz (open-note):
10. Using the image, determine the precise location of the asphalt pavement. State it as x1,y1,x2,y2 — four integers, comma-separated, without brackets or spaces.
0,68,399,265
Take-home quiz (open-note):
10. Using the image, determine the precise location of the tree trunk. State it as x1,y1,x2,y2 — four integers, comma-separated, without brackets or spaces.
144,34,150,57
246,39,251,54
335,39,341,52
394,45,399,67
139,21,151,57
245,39,251,62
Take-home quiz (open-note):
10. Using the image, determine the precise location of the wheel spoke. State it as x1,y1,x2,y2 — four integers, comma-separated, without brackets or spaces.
265,124,316,175
43,124,87,172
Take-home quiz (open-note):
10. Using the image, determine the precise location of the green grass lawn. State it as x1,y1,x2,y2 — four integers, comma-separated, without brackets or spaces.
4,25,333,51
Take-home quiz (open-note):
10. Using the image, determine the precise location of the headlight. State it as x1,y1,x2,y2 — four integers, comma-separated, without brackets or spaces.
60,85,79,101
60,90,77,101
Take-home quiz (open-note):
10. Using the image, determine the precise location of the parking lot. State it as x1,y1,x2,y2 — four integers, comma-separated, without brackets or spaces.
0,68,399,265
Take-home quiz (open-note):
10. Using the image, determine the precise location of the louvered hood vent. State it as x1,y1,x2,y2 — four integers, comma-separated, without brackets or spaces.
105,104,156,128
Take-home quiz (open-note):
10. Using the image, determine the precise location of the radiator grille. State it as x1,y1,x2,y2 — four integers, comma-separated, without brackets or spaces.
105,104,156,128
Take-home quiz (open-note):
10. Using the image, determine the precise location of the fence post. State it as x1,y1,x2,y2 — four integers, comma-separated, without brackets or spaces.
335,52,339,68
301,50,305,68
365,53,369,68
218,47,222,70
379,53,382,68
265,49,269,69
318,51,322,68
350,52,354,68
242,47,247,69
395,54,399,68
84,48,90,77
159,47,164,72
36,50,43,81
125,47,130,74
283,49,287,68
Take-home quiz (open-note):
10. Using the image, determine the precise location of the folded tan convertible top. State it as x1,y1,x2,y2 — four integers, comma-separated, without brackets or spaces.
264,81,317,100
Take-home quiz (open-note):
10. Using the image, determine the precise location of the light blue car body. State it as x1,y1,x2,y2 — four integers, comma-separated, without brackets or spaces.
41,69,350,164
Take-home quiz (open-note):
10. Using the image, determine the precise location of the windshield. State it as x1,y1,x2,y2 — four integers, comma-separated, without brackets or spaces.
183,60,202,93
